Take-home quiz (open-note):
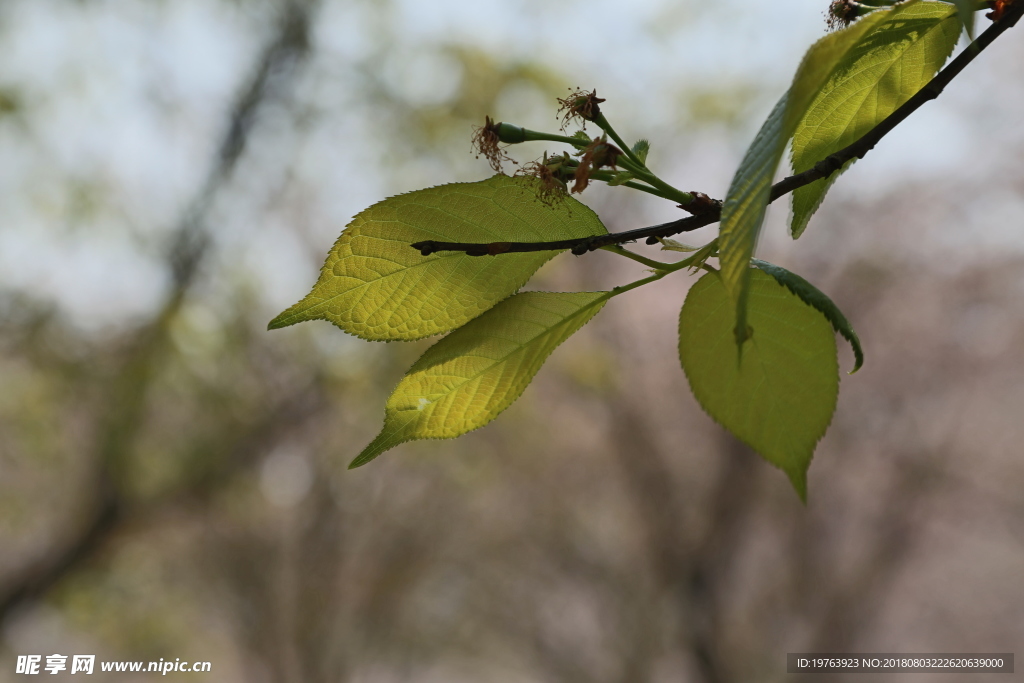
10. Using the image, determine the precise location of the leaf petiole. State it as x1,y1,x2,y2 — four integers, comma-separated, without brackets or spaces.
516,127,593,148
662,237,720,272
608,270,668,297
593,112,646,169
585,168,682,202
600,245,678,270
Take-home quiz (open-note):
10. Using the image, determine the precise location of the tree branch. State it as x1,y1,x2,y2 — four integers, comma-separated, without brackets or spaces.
0,478,121,620
412,4,1024,258
0,0,321,624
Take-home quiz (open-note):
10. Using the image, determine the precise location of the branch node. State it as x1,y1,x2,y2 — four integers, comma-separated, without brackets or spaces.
412,241,437,256
679,192,722,215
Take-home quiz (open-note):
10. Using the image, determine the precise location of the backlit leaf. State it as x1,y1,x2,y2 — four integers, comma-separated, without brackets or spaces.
718,6,898,346
350,291,608,468
949,0,976,41
752,259,864,373
268,175,606,340
678,269,839,500
790,1,960,237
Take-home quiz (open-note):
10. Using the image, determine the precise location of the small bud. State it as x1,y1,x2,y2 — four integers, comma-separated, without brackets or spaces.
495,122,527,144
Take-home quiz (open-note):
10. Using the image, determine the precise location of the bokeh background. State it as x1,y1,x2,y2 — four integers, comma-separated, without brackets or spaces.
1,0,1023,681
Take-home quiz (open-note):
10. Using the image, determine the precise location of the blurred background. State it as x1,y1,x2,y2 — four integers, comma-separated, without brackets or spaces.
1,0,1022,681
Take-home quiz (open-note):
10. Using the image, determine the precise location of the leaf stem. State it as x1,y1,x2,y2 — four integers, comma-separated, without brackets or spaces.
497,123,590,148
593,112,645,168
587,169,683,202
421,3,1023,258
602,238,719,274
592,112,695,205
662,237,720,272
523,129,592,148
607,271,668,298
600,245,678,270
614,158,694,205
511,122,694,205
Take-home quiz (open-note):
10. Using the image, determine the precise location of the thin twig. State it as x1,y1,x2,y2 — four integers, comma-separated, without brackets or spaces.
412,5,1023,258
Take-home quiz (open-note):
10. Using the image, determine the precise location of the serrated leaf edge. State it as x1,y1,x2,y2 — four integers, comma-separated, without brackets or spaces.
751,259,863,373
349,290,611,468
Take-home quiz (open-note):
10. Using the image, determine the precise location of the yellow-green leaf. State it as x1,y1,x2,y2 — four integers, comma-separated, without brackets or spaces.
678,269,839,500
752,259,864,373
790,0,960,237
268,175,606,340
350,291,608,467
718,6,898,346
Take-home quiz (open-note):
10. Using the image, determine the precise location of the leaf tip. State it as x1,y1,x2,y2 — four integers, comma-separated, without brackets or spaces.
348,445,381,469
347,453,373,469
788,468,809,504
267,312,291,331
349,430,399,469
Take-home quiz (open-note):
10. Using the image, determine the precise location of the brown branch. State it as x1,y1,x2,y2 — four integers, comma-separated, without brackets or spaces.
412,4,1024,258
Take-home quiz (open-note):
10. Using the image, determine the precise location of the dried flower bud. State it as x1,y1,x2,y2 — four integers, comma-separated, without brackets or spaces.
988,0,1012,21
472,116,517,173
556,88,606,131
572,137,622,194
519,153,570,205
826,0,858,30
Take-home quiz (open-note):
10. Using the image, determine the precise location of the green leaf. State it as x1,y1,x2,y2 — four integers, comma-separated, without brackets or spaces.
631,138,651,164
949,0,976,41
350,291,609,468
789,0,960,237
607,171,635,186
678,269,839,500
718,94,787,347
268,175,606,340
751,259,864,373
718,6,899,347
571,129,592,143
